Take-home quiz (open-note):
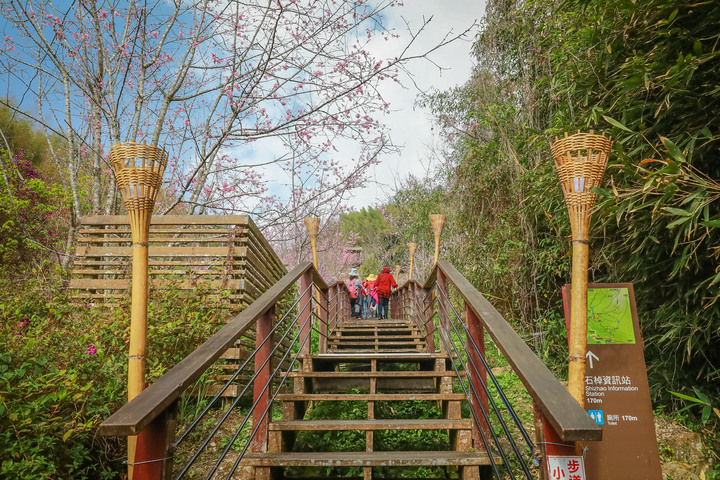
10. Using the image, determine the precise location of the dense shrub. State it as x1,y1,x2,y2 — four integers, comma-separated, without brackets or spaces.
0,279,232,479
0,149,67,272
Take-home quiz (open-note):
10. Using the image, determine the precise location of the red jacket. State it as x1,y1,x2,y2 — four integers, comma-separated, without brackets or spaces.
373,267,397,298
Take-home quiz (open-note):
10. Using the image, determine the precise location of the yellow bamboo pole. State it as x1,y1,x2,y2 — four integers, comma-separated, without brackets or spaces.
407,242,418,280
304,217,320,269
430,214,446,264
110,142,168,479
304,217,323,347
551,131,612,408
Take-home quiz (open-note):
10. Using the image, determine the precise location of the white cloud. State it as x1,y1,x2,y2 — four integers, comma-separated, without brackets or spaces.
350,0,486,208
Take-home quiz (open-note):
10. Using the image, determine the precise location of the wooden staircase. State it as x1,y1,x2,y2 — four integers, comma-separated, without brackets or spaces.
240,316,491,479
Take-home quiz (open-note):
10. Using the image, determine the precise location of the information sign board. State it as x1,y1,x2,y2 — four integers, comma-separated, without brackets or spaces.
562,283,662,479
547,455,586,480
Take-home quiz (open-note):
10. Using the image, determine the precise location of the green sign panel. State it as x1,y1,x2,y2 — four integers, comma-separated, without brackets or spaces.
587,287,635,345
562,283,663,479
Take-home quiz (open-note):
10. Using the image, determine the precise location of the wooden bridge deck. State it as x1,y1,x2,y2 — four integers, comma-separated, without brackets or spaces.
239,315,492,480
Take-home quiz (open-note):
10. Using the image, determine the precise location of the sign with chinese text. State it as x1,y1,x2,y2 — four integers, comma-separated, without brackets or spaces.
562,283,662,479
547,455,586,480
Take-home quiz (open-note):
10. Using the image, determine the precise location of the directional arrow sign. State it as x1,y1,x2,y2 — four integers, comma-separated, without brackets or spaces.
586,350,599,369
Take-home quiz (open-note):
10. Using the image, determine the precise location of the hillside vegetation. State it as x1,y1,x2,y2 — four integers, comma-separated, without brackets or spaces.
1,0,719,478
423,0,720,448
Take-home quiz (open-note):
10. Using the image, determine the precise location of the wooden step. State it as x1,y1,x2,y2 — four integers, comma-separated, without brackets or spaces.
329,334,423,340
302,353,450,360
328,341,423,346
338,324,415,330
286,371,463,378
240,451,492,467
339,321,412,327
276,393,468,401
269,418,471,431
306,353,444,372
325,348,425,353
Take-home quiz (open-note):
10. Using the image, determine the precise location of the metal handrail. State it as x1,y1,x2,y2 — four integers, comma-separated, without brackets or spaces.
393,260,601,442
98,261,324,437
173,291,315,479
434,282,533,479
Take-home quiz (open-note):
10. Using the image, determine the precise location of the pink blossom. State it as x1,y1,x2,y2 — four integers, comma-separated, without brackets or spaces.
86,345,97,355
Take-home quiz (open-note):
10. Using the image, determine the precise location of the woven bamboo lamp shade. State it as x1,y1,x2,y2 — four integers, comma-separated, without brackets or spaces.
304,217,320,269
430,214,446,264
408,242,418,280
394,264,402,282
110,142,168,243
551,131,612,410
551,132,612,241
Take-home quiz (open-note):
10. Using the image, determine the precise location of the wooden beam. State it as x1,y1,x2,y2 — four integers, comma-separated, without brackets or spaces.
80,215,250,225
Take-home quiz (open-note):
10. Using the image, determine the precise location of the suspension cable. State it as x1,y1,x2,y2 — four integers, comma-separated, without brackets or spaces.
202,309,313,480
435,287,534,479
433,298,504,479
222,314,313,480
436,285,535,452
173,294,314,479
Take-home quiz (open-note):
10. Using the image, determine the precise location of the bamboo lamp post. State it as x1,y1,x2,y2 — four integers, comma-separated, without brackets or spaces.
394,264,402,283
110,142,168,477
304,217,323,346
551,131,612,406
430,214,446,264
407,242,418,280
304,217,320,269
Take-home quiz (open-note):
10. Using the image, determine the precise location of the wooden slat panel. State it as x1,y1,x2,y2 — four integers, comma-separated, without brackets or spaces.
74,260,247,267
75,246,247,257
80,215,250,226
244,250,281,289
79,228,248,235
77,236,240,244
72,269,246,276
69,278,244,290
71,293,247,301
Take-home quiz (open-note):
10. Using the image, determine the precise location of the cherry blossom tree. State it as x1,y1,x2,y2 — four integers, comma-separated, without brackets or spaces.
0,0,472,267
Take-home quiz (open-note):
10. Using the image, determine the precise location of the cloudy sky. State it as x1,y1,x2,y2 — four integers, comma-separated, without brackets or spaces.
351,1,487,207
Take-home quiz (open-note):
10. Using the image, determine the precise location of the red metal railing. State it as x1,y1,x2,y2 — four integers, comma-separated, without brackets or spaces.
391,260,601,477
98,259,599,479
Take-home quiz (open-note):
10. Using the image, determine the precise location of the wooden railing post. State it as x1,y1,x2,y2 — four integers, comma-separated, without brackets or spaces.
408,285,413,320
436,269,449,353
466,302,490,451
319,287,329,353
390,291,397,319
132,400,177,480
340,286,348,324
299,270,312,354
424,288,435,353
252,306,274,454
329,284,337,333
410,283,416,321
535,402,576,479
397,289,403,320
